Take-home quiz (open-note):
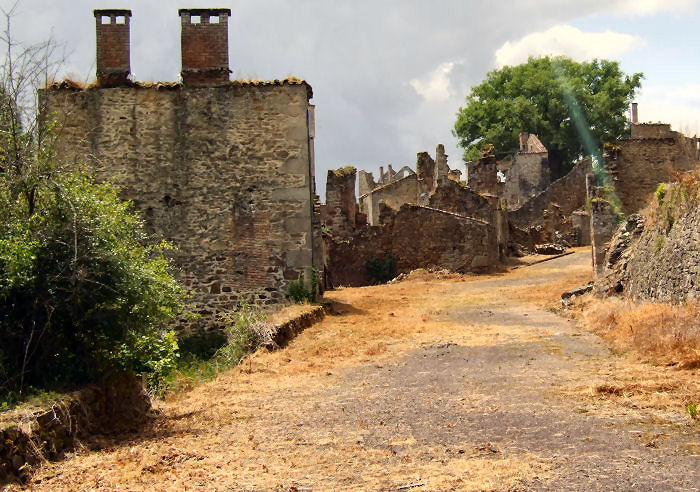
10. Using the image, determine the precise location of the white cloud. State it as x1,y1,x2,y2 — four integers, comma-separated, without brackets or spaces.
409,62,455,103
636,84,700,135
495,25,644,67
608,0,697,16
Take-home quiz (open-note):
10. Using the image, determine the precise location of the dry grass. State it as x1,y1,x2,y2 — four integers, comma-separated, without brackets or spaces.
573,296,700,368
16,251,697,490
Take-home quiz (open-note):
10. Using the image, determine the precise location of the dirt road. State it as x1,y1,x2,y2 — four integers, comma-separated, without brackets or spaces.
19,250,699,491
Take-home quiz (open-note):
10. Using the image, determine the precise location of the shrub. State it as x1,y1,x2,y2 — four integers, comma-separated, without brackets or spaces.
214,303,272,366
365,253,396,284
0,171,183,396
288,270,318,303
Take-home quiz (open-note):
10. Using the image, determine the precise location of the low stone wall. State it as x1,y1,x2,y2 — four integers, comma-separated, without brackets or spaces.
0,374,149,485
326,204,497,287
268,305,327,348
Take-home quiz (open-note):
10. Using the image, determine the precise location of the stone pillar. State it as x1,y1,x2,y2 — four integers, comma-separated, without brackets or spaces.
94,9,132,87
416,151,436,194
179,8,231,87
434,143,449,186
325,167,357,237
587,173,618,276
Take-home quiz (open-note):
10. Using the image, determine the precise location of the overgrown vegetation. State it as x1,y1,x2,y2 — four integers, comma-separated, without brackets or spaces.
0,6,183,405
153,303,273,396
288,270,318,303
648,170,700,233
365,253,396,284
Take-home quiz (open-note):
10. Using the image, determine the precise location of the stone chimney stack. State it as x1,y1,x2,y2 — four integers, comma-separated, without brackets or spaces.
94,9,132,87
631,103,639,124
379,166,384,183
519,132,529,152
179,8,232,87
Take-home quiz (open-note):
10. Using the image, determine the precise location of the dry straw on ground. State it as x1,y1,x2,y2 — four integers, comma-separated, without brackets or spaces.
573,296,700,369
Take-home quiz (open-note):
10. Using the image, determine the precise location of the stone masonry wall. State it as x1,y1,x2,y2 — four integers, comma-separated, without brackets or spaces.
427,178,494,223
327,204,497,287
357,170,377,197
466,156,502,197
605,137,698,215
509,158,591,230
599,173,700,302
42,82,317,334
325,167,357,236
503,152,550,209
360,174,419,226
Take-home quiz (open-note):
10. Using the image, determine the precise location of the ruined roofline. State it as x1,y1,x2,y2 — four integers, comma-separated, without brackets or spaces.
45,77,314,99
407,204,491,226
362,172,416,196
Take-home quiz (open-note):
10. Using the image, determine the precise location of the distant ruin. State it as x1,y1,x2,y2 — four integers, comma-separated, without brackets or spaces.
322,133,594,286
42,9,322,334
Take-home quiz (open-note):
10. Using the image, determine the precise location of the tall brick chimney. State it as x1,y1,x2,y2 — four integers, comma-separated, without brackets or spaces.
94,9,132,87
179,8,231,87
631,102,639,124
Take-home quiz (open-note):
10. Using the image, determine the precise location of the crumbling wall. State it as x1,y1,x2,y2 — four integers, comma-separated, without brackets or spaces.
434,144,449,187
427,178,493,223
42,81,317,333
326,204,497,286
360,174,419,226
357,170,377,197
509,158,591,230
587,174,620,276
630,123,673,139
0,374,149,485
605,135,698,214
416,151,436,195
503,152,550,209
599,173,700,302
466,156,502,196
325,167,357,236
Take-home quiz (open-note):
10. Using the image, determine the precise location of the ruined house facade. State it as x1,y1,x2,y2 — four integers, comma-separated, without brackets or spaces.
41,9,321,332
466,132,550,209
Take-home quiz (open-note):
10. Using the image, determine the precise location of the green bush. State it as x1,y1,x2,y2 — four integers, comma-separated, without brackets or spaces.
365,253,396,284
288,270,318,303
0,171,183,396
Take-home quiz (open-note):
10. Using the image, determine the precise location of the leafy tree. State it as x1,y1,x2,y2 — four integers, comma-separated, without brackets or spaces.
454,56,643,176
0,3,183,398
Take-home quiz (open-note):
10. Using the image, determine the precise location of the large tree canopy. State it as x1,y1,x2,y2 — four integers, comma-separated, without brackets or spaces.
454,56,643,176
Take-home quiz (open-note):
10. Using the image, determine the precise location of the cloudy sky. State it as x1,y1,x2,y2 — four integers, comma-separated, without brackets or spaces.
3,0,699,197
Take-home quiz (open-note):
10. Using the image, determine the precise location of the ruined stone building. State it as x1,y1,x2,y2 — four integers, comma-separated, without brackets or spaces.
466,132,550,209
322,145,507,286
41,9,321,332
589,113,700,274
322,130,598,286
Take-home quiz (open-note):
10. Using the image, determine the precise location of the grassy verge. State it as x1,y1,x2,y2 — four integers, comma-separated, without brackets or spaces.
572,296,700,369
152,304,274,398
